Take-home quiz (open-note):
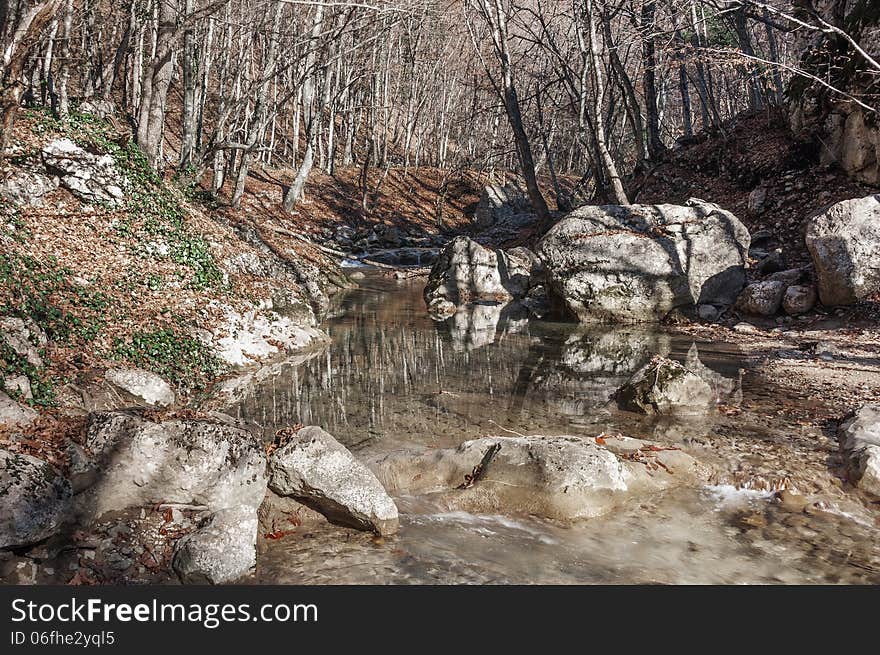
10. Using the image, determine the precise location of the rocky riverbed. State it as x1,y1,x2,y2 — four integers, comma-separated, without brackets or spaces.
4,183,880,584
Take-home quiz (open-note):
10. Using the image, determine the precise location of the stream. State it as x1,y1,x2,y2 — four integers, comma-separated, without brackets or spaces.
220,272,880,584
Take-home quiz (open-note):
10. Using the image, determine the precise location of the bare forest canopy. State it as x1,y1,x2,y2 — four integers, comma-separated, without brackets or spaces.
1,0,878,214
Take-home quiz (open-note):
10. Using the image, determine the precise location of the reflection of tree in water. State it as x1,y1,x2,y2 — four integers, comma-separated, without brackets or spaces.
222,276,744,452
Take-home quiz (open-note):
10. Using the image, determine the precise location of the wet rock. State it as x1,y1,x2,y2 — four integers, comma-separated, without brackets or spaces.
104,368,176,408
805,194,880,306
0,390,37,427
268,426,399,535
782,285,817,315
735,280,785,316
838,404,880,497
41,138,126,207
423,236,531,307
0,316,46,368
173,505,257,584
0,449,72,548
615,356,715,415
74,412,268,518
522,284,550,319
536,199,749,323
371,434,703,520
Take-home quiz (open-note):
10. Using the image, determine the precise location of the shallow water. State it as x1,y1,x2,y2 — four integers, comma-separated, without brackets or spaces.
222,272,880,584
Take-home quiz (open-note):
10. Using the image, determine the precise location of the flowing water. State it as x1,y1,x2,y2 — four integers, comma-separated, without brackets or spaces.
219,272,880,584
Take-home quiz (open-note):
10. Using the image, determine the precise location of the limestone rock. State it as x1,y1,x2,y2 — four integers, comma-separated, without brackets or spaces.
838,404,880,497
735,280,785,316
105,368,176,407
268,426,399,535
0,449,72,548
0,391,37,427
173,506,257,584
371,434,703,520
805,194,880,306
615,356,715,415
41,138,126,207
536,199,749,323
74,412,268,518
423,236,532,307
0,316,46,368
782,285,817,315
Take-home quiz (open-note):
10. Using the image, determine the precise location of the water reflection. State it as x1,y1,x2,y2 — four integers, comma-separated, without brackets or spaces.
217,273,744,454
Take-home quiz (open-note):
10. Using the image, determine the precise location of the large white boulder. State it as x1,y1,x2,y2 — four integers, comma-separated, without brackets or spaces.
805,194,880,306
74,412,268,518
268,426,399,535
536,199,750,322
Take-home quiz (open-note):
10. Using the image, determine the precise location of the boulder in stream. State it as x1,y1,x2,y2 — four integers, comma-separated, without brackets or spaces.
371,434,703,520
536,199,749,322
615,356,715,415
268,426,399,535
423,236,533,309
838,404,880,497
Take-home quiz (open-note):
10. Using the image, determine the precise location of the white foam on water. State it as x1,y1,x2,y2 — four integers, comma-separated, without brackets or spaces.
414,510,559,544
703,484,774,509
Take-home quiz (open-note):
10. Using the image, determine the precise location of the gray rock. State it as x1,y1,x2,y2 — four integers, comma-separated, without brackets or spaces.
371,434,703,520
838,405,880,497
173,506,257,584
77,99,116,119
104,368,176,407
782,285,817,315
3,375,32,400
697,304,720,322
423,237,532,307
0,169,58,206
0,449,72,548
0,316,46,368
0,390,37,427
75,412,268,518
268,426,398,535
615,356,715,415
474,182,531,229
536,199,749,323
748,187,767,214
735,280,785,316
41,138,126,207
805,194,880,306
766,268,806,286
756,250,786,275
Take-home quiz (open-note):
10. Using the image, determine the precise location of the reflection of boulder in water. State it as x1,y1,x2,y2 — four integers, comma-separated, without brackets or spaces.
533,330,743,415
438,302,529,352
561,329,671,377
681,343,743,406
